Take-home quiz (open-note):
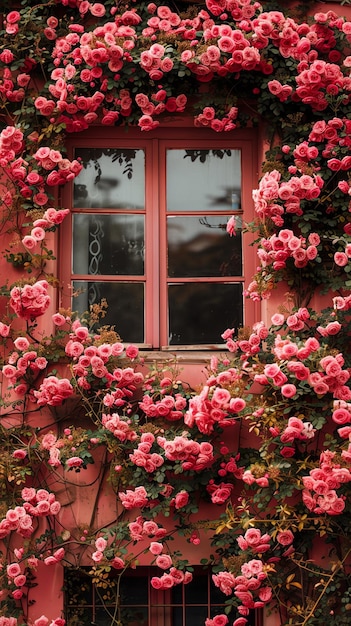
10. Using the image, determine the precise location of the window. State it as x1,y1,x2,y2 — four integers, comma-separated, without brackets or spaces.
64,567,260,626
61,128,257,349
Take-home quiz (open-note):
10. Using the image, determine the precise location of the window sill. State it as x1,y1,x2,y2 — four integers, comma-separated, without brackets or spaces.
141,349,226,364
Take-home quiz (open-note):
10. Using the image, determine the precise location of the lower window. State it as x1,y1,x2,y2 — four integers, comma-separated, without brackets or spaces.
64,567,259,626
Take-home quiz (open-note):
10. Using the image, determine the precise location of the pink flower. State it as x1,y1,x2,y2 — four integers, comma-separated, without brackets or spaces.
276,529,294,545
6,11,21,24
34,617,49,626
206,616,228,626
325,321,341,336
156,554,172,569
233,619,248,626
334,252,348,267
66,457,83,468
0,322,10,337
31,226,46,241
51,313,66,326
12,449,27,460
44,556,57,566
22,236,38,250
118,486,148,509
95,537,107,551
149,541,163,555
281,446,295,458
271,313,285,325
226,216,236,236
174,490,189,509
10,280,50,320
7,563,21,578
89,3,106,17
126,344,139,359
258,587,272,602
281,384,297,398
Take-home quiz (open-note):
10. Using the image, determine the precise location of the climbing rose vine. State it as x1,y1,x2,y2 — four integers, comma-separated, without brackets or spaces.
0,1,350,626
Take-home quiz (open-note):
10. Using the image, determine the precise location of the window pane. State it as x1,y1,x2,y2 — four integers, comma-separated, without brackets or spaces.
74,148,145,209
73,214,144,275
186,606,208,624
65,569,92,602
119,575,149,604
167,216,242,277
73,281,144,343
184,575,207,604
172,606,208,626
66,608,92,626
168,283,243,345
167,149,241,212
118,606,148,626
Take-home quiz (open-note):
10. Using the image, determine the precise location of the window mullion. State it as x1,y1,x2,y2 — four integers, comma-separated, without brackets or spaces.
157,140,168,349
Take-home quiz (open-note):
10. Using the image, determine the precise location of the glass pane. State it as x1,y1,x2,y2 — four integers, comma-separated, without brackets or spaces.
65,568,93,605
66,608,92,626
184,576,207,604
73,281,144,343
118,606,148,626
167,149,241,212
73,214,144,275
167,216,242,277
168,283,243,345
120,575,149,605
186,606,208,625
210,579,227,605
74,148,145,209
174,606,210,626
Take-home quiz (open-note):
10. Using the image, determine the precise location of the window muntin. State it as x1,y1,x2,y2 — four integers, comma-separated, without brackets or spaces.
65,132,256,349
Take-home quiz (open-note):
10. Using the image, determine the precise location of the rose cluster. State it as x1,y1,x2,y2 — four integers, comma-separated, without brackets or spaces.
302,450,351,515
0,488,61,540
10,280,51,320
157,434,214,471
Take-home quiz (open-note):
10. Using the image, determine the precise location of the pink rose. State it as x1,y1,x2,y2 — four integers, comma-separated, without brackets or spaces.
149,541,163,555
226,216,236,236
276,529,294,545
126,344,139,359
281,384,297,398
95,537,107,552
281,446,295,457
334,252,348,267
0,322,10,337
22,236,38,250
66,457,84,468
7,563,21,578
156,554,172,569
12,449,27,460
174,490,189,509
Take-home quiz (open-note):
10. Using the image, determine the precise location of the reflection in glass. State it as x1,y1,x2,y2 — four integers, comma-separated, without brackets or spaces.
73,148,145,209
167,149,241,212
73,281,144,343
73,214,144,275
168,283,243,345
167,216,242,277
